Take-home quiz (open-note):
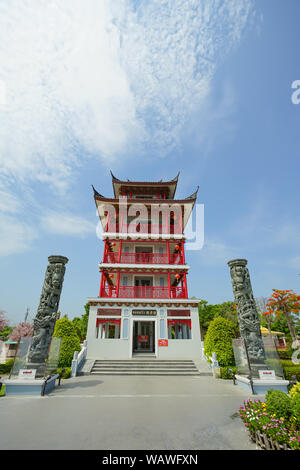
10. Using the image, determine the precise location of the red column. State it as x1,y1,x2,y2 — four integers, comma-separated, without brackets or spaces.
99,271,104,296
166,241,170,264
181,241,185,264
168,273,171,298
103,240,107,262
117,272,120,297
184,273,188,298
118,240,122,262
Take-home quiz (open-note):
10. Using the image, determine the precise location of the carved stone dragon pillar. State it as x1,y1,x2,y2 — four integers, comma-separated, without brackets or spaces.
27,255,68,367
227,259,265,368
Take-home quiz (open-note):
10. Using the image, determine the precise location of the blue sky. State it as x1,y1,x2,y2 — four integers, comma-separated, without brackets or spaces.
0,0,299,325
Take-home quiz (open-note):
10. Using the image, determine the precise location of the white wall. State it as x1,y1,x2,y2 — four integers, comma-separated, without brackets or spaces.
86,305,202,360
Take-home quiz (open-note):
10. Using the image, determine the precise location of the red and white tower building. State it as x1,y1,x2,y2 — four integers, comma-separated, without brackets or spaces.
86,172,201,359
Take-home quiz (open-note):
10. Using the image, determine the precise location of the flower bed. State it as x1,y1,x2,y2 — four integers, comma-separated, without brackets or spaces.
239,389,300,450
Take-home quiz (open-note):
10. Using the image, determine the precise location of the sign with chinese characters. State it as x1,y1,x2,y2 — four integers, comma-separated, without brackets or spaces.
158,339,168,347
258,370,276,380
132,309,157,316
138,335,149,343
18,369,37,380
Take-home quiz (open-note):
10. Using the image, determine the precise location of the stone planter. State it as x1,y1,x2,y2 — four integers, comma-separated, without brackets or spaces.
249,430,292,450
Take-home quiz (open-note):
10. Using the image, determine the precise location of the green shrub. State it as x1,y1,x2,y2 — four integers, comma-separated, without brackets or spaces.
204,316,236,367
266,389,293,419
57,367,71,379
220,366,237,379
53,318,81,368
289,382,300,400
292,394,300,426
0,358,14,374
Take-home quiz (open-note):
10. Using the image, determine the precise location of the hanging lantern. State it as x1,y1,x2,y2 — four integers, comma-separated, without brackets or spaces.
111,242,116,247
175,274,181,279
175,244,180,251
109,274,114,279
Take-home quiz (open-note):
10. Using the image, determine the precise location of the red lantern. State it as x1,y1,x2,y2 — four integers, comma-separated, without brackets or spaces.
109,274,114,279
111,242,116,247
175,244,180,251
175,274,181,279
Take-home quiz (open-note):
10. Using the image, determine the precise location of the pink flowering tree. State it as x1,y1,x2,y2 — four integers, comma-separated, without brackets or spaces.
0,310,8,330
9,322,34,342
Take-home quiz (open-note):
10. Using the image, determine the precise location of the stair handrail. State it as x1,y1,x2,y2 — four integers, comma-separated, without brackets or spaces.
71,340,87,377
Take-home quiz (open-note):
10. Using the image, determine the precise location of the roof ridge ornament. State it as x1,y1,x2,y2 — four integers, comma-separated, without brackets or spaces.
185,185,199,200
171,171,180,182
92,185,105,198
110,170,120,181
110,171,180,184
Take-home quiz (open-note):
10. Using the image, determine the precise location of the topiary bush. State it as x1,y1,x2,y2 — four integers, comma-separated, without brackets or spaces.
53,317,81,368
266,389,293,419
204,316,236,367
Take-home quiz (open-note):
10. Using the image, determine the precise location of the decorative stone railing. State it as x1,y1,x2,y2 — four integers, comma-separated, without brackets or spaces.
71,340,87,377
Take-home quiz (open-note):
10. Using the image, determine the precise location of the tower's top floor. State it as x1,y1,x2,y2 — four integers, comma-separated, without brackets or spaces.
110,170,180,199
92,172,199,236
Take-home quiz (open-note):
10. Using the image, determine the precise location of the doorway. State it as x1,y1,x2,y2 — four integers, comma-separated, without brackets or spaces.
132,321,155,353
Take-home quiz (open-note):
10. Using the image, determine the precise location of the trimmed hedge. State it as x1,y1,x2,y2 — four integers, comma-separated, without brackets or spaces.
0,358,14,375
204,316,236,367
53,318,81,368
280,360,300,381
220,365,237,379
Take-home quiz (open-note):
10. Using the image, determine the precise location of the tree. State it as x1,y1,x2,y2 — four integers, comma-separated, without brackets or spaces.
72,317,85,341
8,322,34,342
0,309,8,330
81,302,90,339
0,310,13,341
198,300,239,339
265,289,300,342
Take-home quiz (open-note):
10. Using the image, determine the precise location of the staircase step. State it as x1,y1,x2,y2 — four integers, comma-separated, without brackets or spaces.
90,359,200,376
91,371,200,376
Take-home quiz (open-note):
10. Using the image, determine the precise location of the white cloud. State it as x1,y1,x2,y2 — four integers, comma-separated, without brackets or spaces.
0,185,22,214
0,0,255,190
0,212,37,256
0,0,255,256
41,211,96,238
196,239,237,266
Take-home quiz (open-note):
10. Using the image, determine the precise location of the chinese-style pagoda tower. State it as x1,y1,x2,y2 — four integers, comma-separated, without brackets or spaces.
86,172,201,360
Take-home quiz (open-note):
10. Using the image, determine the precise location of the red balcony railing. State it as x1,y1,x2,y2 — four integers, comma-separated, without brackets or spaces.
103,252,184,265
104,223,182,235
100,285,186,299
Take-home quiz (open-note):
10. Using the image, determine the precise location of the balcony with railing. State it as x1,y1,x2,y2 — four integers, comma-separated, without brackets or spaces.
100,285,186,299
104,222,182,235
103,251,184,265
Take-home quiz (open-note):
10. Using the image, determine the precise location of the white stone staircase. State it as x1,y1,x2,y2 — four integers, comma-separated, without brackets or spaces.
90,358,203,376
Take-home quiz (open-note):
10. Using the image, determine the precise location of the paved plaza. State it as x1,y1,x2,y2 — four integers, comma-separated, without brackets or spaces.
0,362,260,450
